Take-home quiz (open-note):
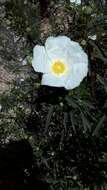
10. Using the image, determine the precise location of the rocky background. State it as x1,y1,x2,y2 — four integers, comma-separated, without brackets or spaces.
0,0,107,190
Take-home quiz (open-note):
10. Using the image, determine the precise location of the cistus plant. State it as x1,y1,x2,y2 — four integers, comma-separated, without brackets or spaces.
32,36,88,89
0,0,107,190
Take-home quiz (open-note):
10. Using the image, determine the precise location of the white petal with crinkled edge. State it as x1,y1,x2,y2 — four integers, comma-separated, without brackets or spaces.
41,73,67,87
32,45,50,73
65,61,88,89
65,77,81,90
46,36,71,51
67,51,88,69
45,36,85,62
45,37,71,60
47,48,66,62
32,36,88,90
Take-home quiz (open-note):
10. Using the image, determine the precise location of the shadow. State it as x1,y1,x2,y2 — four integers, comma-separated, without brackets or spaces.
0,139,49,190
36,86,68,104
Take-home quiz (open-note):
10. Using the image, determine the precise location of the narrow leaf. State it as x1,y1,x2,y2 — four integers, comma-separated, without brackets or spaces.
92,115,106,136
69,111,76,133
78,99,95,109
65,97,79,109
97,75,107,92
80,111,91,132
45,105,54,133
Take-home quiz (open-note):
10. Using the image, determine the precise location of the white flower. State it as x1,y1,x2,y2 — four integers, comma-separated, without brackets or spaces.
70,0,81,5
32,36,88,90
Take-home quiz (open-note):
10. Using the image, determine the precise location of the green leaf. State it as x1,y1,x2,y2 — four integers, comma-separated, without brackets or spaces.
103,100,107,109
78,99,95,109
80,111,91,132
44,105,54,134
97,75,107,92
92,115,106,136
65,97,79,109
69,111,76,133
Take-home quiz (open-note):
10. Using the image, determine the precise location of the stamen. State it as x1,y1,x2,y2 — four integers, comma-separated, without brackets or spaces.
51,60,67,76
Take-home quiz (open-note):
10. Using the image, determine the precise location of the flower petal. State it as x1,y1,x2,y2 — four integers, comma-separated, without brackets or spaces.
32,36,88,90
41,73,66,87
32,45,49,73
67,51,88,70
45,36,87,64
65,62,88,90
45,36,72,60
46,36,72,51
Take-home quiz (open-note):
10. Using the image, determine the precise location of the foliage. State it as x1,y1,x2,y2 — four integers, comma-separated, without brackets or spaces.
0,0,107,190
4,0,40,40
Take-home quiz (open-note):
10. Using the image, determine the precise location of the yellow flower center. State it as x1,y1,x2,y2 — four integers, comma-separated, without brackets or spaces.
51,60,67,76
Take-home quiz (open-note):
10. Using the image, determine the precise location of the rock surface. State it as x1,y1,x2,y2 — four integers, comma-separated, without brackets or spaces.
0,2,28,93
